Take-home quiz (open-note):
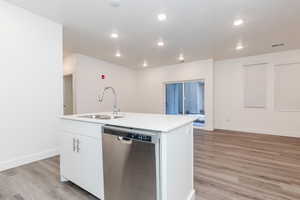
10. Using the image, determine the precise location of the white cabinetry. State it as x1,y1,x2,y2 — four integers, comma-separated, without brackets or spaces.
60,131,80,184
60,120,104,199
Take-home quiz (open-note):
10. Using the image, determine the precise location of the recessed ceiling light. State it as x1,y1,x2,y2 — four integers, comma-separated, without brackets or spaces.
110,33,119,39
157,13,167,21
233,19,244,26
143,61,148,67
115,51,121,57
157,41,164,47
236,44,244,50
178,54,185,62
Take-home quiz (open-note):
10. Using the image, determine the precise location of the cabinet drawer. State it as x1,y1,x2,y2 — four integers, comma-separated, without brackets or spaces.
61,119,102,139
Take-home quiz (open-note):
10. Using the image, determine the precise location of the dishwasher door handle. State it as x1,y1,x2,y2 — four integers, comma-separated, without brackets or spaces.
117,136,133,144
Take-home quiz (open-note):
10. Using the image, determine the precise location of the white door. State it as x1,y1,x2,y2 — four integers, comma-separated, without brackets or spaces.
63,75,73,115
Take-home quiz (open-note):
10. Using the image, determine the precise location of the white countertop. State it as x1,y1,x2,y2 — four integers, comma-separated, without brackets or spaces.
61,112,198,132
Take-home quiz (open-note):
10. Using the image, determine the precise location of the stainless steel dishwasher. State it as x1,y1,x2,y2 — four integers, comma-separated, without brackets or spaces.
102,125,161,200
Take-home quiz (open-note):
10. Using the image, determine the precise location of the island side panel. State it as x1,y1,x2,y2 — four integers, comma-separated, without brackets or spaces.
160,124,194,200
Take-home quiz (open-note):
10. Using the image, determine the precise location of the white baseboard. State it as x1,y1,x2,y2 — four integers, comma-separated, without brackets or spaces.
193,126,214,131
0,149,59,172
187,189,196,200
215,127,300,138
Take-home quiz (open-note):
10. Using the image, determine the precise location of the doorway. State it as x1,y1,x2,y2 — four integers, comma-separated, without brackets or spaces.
63,75,74,115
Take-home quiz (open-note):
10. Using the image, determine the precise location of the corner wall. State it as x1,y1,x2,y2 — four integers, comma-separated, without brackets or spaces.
0,1,63,171
70,54,139,114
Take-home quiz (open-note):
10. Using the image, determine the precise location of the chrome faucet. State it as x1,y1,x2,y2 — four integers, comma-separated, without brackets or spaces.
98,86,120,115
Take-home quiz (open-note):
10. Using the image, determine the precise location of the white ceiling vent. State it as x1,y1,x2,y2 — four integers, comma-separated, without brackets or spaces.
108,0,120,7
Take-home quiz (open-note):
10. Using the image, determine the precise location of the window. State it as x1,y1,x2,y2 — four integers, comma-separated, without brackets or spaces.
244,64,267,108
274,63,300,111
165,80,205,127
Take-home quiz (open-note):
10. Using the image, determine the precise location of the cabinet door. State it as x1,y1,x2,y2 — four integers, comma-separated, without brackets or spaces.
77,134,104,199
60,131,80,184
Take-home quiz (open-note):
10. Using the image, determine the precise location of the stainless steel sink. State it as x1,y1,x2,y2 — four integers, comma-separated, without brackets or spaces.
79,114,123,120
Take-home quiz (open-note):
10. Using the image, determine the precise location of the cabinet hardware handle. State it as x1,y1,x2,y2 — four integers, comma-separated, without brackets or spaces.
73,138,76,152
77,139,80,153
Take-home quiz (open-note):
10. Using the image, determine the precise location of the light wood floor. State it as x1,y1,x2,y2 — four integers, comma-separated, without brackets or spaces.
194,129,300,200
1,129,300,200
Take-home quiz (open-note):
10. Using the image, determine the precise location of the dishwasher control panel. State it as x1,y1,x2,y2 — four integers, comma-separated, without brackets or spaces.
103,125,160,144
126,133,152,142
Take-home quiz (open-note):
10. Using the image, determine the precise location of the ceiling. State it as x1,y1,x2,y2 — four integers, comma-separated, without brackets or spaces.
5,0,300,68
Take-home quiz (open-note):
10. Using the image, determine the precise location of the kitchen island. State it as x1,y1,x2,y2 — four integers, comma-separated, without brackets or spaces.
60,112,197,200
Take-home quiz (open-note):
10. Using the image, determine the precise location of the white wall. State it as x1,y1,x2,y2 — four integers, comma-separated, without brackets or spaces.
70,54,139,114
214,49,300,137
64,46,300,137
63,54,76,75
65,55,214,130
136,60,214,131
0,1,63,171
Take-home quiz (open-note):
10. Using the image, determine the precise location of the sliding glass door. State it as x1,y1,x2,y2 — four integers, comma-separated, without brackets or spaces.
166,83,183,114
165,80,205,127
184,81,205,115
